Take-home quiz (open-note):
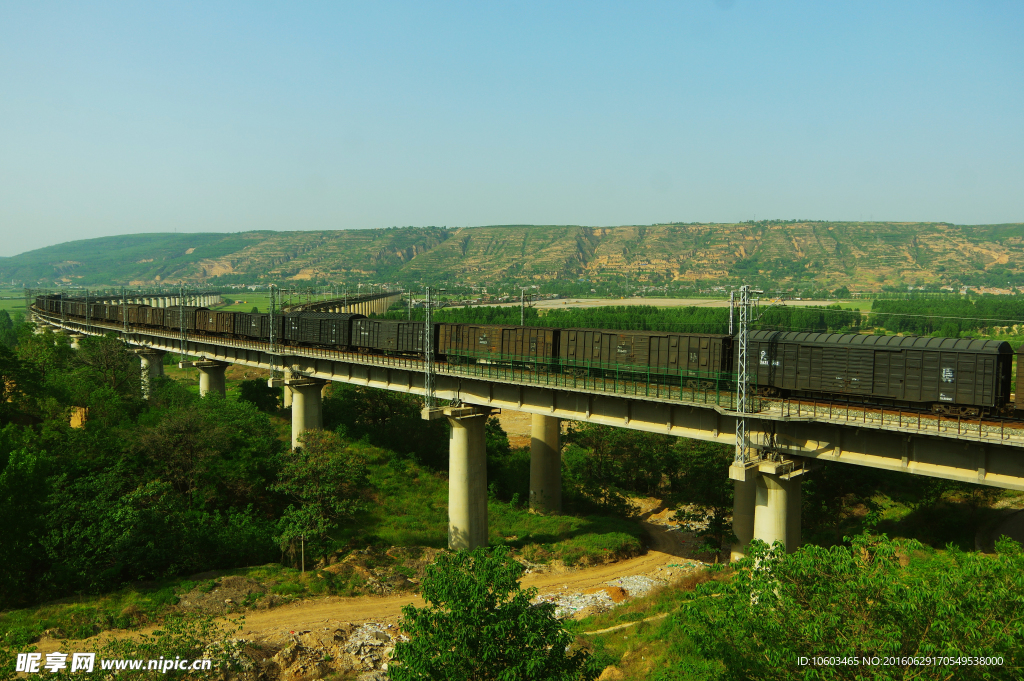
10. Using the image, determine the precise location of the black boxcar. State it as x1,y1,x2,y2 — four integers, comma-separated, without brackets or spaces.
559,328,732,375
234,312,284,341
748,330,1013,414
283,313,365,347
438,324,557,364
352,319,426,353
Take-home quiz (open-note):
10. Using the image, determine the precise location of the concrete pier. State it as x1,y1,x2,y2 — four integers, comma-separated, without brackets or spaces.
69,334,85,350
283,366,294,408
195,360,228,398
289,378,325,449
730,459,803,559
730,478,757,562
137,349,166,398
529,413,562,513
448,408,490,550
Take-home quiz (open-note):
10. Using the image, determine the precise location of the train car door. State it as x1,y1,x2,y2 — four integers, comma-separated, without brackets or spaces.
782,344,798,389
821,347,846,391
872,351,890,396
649,336,668,370
905,351,923,401
956,354,978,405
978,356,995,406
699,337,711,374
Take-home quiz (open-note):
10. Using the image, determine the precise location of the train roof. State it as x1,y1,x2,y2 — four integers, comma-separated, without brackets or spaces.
749,330,1012,354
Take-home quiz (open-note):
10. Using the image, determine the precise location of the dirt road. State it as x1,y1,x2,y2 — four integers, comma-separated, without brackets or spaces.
234,519,687,642
33,520,691,653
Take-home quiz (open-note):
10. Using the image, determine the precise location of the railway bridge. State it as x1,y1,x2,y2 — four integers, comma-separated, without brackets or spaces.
31,298,1024,560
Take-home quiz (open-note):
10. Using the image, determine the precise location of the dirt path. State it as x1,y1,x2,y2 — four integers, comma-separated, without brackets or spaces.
239,519,687,642
33,521,691,653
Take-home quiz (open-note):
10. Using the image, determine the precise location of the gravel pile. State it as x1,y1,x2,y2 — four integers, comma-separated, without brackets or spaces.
603,575,668,598
533,587,617,619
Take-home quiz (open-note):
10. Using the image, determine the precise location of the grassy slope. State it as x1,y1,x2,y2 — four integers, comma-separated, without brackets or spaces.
5,222,1024,290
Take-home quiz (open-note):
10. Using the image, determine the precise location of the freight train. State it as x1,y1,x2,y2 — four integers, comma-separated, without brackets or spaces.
34,295,1023,417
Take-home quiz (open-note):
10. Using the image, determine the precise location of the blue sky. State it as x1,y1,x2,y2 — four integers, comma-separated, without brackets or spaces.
1,1,1021,256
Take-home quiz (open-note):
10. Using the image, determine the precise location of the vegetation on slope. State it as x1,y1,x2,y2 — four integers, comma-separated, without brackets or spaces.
580,535,1024,680
5,221,1024,292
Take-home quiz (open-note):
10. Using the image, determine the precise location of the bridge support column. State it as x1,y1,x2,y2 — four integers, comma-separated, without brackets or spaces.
283,366,294,408
195,360,228,398
69,334,85,350
730,478,756,562
530,414,561,514
752,471,801,554
137,349,165,398
289,378,325,449
447,407,491,550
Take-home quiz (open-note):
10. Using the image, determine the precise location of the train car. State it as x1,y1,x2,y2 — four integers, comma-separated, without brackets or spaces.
352,319,426,354
748,330,1014,416
195,309,217,334
115,304,149,325
437,324,557,365
164,306,205,333
282,313,365,347
194,309,236,335
145,306,166,328
234,312,284,341
559,328,732,377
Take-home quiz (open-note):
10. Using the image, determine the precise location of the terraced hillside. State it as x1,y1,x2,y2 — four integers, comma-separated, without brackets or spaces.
2,221,1022,290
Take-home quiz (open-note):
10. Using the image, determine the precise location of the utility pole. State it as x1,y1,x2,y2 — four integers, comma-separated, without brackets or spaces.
424,287,435,410
179,284,187,359
735,285,749,466
729,290,735,335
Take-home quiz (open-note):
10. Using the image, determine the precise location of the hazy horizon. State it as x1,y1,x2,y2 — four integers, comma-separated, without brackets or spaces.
2,1,1022,257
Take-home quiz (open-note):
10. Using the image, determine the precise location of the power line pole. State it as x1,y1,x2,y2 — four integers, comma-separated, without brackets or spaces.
729,289,735,335
424,287,435,410
735,285,749,466
178,284,186,359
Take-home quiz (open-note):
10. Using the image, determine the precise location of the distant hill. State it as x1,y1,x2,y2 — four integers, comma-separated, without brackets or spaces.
2,221,1023,291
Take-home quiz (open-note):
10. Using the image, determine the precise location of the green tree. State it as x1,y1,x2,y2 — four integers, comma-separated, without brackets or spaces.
391,546,598,681
238,378,280,412
0,447,48,607
272,430,368,563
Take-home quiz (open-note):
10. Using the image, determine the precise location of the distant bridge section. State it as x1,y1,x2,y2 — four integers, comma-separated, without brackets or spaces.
282,291,402,316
